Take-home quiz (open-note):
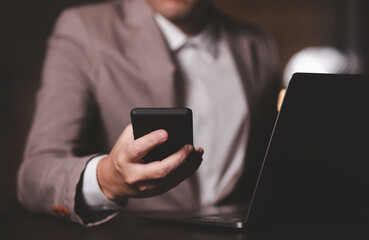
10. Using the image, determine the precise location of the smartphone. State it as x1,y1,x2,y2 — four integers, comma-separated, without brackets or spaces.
130,108,193,163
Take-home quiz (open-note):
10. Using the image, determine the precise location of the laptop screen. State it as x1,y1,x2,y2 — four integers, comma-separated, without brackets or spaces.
246,73,369,228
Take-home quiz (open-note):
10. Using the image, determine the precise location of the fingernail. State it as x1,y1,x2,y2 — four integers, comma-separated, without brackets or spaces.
187,145,194,151
157,130,167,140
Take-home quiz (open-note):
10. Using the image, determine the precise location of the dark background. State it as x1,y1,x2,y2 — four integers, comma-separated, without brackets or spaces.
1,0,368,212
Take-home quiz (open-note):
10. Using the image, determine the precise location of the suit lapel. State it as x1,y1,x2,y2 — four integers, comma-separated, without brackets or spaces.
122,0,177,107
220,21,256,114
218,17,263,203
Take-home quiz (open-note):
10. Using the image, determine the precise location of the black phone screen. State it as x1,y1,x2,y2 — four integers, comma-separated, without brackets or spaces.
130,108,193,163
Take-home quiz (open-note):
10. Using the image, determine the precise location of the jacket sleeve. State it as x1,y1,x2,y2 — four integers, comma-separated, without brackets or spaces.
17,8,116,226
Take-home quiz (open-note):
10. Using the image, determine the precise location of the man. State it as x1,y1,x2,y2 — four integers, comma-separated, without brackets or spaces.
17,0,282,226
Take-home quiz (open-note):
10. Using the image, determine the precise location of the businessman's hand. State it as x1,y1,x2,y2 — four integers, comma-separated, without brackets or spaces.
97,124,203,202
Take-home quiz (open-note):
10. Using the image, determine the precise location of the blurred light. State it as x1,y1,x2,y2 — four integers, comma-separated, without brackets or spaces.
283,47,357,86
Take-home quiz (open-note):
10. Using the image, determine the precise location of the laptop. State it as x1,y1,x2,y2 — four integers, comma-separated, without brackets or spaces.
134,73,369,229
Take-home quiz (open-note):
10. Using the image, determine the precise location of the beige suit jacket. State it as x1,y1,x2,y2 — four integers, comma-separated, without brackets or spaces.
17,0,282,225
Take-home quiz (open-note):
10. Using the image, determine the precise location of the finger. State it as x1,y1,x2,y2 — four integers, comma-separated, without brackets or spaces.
131,147,204,198
137,144,195,180
139,150,203,197
132,178,165,196
175,149,203,180
125,129,168,161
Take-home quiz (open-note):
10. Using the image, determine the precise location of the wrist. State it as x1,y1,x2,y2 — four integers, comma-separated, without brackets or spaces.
96,155,128,203
80,155,123,215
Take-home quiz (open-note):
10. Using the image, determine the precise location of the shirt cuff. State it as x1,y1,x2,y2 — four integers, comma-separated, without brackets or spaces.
82,155,123,211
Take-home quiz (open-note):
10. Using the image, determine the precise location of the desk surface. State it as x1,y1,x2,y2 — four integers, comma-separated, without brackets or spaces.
2,207,369,240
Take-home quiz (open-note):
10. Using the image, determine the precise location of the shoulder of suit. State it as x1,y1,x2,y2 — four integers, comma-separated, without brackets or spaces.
57,0,125,28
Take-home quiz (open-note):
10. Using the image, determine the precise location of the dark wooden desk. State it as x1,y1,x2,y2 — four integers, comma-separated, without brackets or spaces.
2,207,369,240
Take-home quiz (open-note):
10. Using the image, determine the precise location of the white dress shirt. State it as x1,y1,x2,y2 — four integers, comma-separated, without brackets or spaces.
81,14,250,210
154,14,250,205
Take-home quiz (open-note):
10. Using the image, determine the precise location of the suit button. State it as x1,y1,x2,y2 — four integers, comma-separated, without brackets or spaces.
51,205,70,218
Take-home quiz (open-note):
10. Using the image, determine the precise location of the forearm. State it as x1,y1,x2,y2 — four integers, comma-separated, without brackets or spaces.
17,153,94,223
17,8,110,225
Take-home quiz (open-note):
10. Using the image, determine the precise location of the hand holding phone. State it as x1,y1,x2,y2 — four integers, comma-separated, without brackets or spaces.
96,116,203,202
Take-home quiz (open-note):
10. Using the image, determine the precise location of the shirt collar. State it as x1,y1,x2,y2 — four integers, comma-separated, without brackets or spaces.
154,14,219,58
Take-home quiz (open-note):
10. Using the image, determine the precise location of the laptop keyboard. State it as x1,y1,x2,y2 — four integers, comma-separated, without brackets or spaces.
189,213,244,222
